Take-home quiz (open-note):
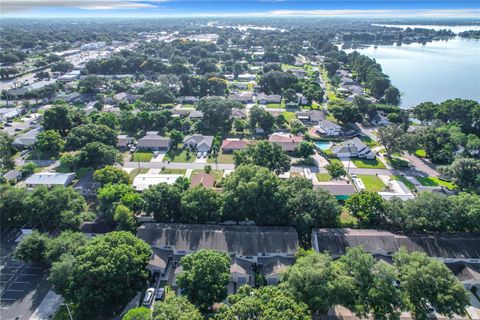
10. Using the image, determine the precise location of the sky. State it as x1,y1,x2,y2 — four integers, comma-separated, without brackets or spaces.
2,0,480,18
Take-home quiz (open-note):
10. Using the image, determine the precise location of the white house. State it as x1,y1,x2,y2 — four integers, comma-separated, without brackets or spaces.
332,137,375,159
316,120,342,136
132,174,183,191
183,134,214,153
25,172,76,188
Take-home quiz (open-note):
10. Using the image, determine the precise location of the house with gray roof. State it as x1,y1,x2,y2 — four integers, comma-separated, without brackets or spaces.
296,110,325,124
137,134,171,151
13,127,43,148
1,169,22,182
316,119,342,136
183,134,214,153
256,93,281,105
332,137,375,159
25,172,76,188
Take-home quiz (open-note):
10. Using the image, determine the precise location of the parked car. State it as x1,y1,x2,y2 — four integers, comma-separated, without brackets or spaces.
197,152,202,158
129,146,137,153
202,152,207,158
155,288,165,301
143,288,155,306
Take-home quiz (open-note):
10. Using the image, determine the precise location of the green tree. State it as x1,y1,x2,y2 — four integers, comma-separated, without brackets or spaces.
440,157,480,193
325,162,346,179
49,253,75,296
93,165,130,186
383,86,401,105
330,101,361,124
42,104,85,135
345,192,385,227
114,204,138,233
78,142,122,168
97,183,143,218
20,162,37,178
143,85,174,105
180,186,222,223
233,140,290,174
296,141,315,159
394,249,469,320
378,125,416,157
143,183,182,222
123,307,152,320
215,285,310,320
58,210,83,231
0,186,28,226
65,123,117,150
176,249,230,313
196,97,242,133
169,130,183,149
13,231,49,263
45,231,87,264
64,232,152,317
35,130,64,155
0,131,15,173
152,296,202,320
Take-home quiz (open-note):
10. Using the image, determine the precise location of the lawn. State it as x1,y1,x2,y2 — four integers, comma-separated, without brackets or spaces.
414,149,427,158
316,173,332,182
131,152,152,162
26,150,59,161
416,176,456,189
281,111,296,122
191,169,224,182
128,168,149,180
359,136,379,149
163,149,195,163
352,157,386,169
386,156,410,168
392,175,416,191
265,103,284,109
207,151,234,164
329,158,343,166
160,168,186,175
356,174,386,192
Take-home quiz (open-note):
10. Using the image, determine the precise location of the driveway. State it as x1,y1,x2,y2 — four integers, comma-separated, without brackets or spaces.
150,152,166,163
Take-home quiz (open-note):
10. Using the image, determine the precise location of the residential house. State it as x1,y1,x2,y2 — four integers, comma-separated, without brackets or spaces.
55,92,87,104
332,137,375,159
312,228,480,264
188,110,204,120
232,92,255,103
231,108,247,119
297,93,308,105
224,74,235,81
177,96,199,104
221,139,253,153
183,134,214,153
372,113,391,126
268,133,303,152
0,107,22,123
57,70,81,82
80,218,115,238
313,181,356,201
230,82,249,90
256,93,282,105
316,120,342,136
296,110,325,124
132,174,184,191
137,134,171,151
1,169,22,183
114,92,139,104
259,255,295,285
237,73,256,81
13,127,43,148
25,172,76,188
116,134,133,150
136,223,298,293
286,68,306,79
8,80,56,98
190,173,215,188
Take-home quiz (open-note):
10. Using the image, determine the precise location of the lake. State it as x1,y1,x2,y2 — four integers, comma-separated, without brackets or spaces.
345,26,480,108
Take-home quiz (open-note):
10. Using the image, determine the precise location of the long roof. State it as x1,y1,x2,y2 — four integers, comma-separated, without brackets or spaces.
137,223,299,257
313,228,480,259
25,172,75,186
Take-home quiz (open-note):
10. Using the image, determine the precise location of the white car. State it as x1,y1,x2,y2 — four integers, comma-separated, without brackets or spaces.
143,288,155,306
153,151,160,158
202,152,208,158
197,152,202,158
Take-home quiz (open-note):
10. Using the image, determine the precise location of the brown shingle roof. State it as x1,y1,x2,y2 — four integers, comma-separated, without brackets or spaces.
190,173,215,188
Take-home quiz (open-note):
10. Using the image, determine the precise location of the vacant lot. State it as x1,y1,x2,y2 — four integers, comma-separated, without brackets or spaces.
352,158,386,169
357,174,386,192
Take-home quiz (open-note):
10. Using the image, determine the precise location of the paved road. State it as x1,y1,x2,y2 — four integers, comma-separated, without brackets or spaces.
124,161,235,170
402,153,440,177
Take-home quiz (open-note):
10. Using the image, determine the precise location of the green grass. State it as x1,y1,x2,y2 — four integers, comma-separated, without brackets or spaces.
387,156,410,168
53,304,77,320
207,151,234,164
163,149,195,163
180,103,195,108
359,136,379,148
191,169,224,182
356,174,386,192
265,103,283,109
329,158,343,166
132,152,152,162
281,111,296,122
414,149,427,158
128,168,149,180
351,158,386,169
160,168,186,175
416,176,456,189
392,175,416,192
316,173,332,182
340,208,358,228
26,150,58,161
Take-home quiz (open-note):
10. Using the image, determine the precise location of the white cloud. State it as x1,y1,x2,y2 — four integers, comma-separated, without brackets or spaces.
1,0,160,13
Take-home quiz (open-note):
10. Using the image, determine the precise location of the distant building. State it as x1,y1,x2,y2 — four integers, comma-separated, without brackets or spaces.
132,174,183,191
116,134,133,150
232,92,254,103
296,110,325,124
0,107,21,123
221,139,253,153
25,172,75,188
136,134,171,151
237,73,256,81
268,133,303,152
13,127,43,148
1,169,22,182
231,108,247,119
256,93,282,105
188,110,204,120
114,92,139,104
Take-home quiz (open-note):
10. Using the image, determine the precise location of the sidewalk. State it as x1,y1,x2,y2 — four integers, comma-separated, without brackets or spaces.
29,290,63,320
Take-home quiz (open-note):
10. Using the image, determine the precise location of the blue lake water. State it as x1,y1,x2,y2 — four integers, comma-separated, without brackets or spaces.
345,32,480,108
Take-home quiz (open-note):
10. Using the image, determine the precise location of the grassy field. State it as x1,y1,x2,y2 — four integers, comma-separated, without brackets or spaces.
414,149,427,158
207,151,234,164
316,173,332,182
352,158,386,169
280,111,296,122
416,176,456,189
191,169,224,182
160,168,186,175
387,156,410,168
392,175,416,191
128,168,149,180
329,158,343,166
359,136,379,149
131,152,152,162
163,149,195,163
26,150,59,161
265,103,284,109
357,174,386,192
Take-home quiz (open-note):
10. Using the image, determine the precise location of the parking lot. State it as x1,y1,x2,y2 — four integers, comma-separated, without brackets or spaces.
0,228,51,320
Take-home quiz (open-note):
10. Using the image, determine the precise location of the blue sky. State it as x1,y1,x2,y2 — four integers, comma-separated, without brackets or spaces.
3,0,480,17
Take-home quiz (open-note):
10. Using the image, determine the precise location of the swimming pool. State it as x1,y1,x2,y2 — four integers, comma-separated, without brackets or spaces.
315,141,333,150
